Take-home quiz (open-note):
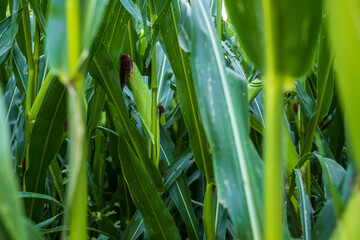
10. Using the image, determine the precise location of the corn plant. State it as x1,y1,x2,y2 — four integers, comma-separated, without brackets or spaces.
0,0,359,239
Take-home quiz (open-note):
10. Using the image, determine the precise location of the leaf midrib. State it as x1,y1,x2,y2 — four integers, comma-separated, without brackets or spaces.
196,1,260,239
168,3,209,178
129,153,167,239
160,144,199,240
29,87,65,218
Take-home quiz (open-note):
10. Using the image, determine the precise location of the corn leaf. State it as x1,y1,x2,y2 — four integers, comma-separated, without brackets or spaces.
153,0,213,180
25,77,66,222
191,0,263,239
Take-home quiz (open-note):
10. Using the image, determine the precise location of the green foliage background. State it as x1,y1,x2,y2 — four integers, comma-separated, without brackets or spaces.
0,0,359,239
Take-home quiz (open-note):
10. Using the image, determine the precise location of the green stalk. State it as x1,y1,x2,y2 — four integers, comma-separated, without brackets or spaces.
262,0,284,239
127,24,135,60
150,0,159,167
216,0,222,41
264,74,284,240
65,80,87,240
21,0,35,177
150,50,159,166
63,0,87,239
66,0,80,75
33,20,40,99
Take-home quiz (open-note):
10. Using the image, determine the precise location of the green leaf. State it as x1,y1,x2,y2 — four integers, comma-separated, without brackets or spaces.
87,81,106,137
119,0,145,24
36,213,63,229
117,129,181,240
102,0,131,63
81,0,109,51
91,43,164,192
225,0,322,77
12,44,28,94
160,126,200,240
312,201,336,240
301,18,334,155
316,154,345,215
294,169,312,240
41,225,117,239
0,92,44,240
331,187,360,240
329,0,360,171
203,183,216,240
163,149,194,191
123,210,145,240
224,0,264,70
153,0,213,181
25,77,66,222
28,0,47,32
317,19,334,120
46,0,108,78
46,0,68,75
0,9,22,66
191,0,263,239
0,0,7,20
19,192,64,209
48,159,65,204
97,216,122,240
294,81,316,121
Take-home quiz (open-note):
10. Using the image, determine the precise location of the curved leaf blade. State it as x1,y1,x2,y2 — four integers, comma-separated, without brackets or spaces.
160,127,200,240
191,0,263,239
153,0,213,180
90,44,164,192
294,169,312,240
0,93,43,240
114,121,181,240
25,77,66,222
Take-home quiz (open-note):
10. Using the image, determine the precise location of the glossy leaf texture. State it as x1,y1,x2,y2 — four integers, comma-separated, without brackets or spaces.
123,210,144,240
25,77,66,222
191,0,263,239
108,103,181,240
160,126,200,240
294,169,312,240
153,0,213,180
90,43,164,192
0,9,22,66
0,94,43,240
224,0,322,77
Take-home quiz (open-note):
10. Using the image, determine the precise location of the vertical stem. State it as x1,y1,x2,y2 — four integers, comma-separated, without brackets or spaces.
64,0,87,239
149,0,159,166
216,0,222,41
21,0,35,180
66,80,87,240
33,20,40,98
127,24,135,59
262,0,284,238
264,74,284,240
151,52,159,166
66,0,80,74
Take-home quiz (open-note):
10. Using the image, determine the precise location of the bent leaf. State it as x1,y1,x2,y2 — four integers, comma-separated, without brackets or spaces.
191,0,263,239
